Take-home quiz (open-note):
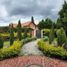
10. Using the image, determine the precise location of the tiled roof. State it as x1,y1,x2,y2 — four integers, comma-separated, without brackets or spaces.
12,21,36,27
22,21,31,26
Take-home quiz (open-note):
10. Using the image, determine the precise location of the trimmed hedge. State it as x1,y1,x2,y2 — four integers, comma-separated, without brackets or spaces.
42,36,49,42
37,40,67,59
22,37,37,44
0,41,23,60
42,29,50,36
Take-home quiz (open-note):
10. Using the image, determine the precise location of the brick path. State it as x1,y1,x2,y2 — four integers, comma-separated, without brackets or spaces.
0,56,67,67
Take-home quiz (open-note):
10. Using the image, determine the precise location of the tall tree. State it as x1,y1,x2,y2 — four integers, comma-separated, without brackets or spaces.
56,18,62,29
31,16,34,23
17,20,22,41
10,23,14,45
38,19,45,30
45,18,53,28
38,18,54,30
58,1,67,31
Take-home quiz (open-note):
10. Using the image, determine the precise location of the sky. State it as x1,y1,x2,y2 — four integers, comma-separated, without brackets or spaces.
0,0,67,26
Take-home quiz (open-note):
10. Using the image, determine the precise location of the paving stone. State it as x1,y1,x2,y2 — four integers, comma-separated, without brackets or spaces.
20,41,43,56
0,56,67,67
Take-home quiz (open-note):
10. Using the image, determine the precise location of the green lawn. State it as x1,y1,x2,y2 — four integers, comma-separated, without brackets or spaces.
3,41,10,48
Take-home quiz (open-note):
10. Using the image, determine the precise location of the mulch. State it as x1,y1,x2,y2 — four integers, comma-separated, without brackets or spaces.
0,56,67,67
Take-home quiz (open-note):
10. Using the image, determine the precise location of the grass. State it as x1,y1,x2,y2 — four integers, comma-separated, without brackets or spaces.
3,41,10,48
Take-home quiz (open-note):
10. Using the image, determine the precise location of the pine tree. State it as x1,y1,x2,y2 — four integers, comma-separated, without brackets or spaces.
59,1,67,31
38,18,54,30
10,24,14,45
31,16,34,23
17,20,22,41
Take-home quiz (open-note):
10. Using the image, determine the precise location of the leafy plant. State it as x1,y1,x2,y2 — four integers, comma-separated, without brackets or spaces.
49,23,54,44
9,24,14,45
42,36,49,42
38,40,67,59
0,34,3,48
0,41,22,60
23,37,37,44
56,28,67,46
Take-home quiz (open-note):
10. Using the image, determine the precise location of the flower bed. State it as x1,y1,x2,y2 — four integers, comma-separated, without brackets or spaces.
37,40,67,60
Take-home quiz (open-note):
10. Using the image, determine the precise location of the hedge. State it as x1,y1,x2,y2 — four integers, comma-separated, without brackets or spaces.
0,40,23,60
37,40,67,59
0,37,36,60
22,37,37,44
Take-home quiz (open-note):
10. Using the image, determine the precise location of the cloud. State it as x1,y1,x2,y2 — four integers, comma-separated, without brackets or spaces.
0,0,67,26
0,5,8,18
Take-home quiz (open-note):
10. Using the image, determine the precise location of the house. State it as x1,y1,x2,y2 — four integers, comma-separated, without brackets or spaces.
21,21,38,37
9,19,38,37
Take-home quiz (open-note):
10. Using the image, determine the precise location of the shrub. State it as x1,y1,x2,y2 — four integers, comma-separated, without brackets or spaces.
0,41,22,60
17,20,22,41
37,40,67,59
49,23,54,44
9,24,14,45
0,34,3,48
42,29,50,37
56,28,67,46
42,36,49,41
23,37,37,44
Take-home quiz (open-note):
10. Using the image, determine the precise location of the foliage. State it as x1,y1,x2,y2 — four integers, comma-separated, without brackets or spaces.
38,18,54,30
0,34,3,48
42,29,50,36
22,37,37,44
17,20,22,41
37,40,67,59
31,16,34,23
0,26,9,33
58,1,67,31
22,27,32,38
42,36,49,42
49,23,55,44
56,28,67,46
0,41,22,60
56,18,62,29
9,24,14,45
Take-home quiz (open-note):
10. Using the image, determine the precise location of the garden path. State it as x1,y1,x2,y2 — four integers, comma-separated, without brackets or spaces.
20,40,44,56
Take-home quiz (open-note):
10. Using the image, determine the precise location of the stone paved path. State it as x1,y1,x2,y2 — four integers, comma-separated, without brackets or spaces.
0,56,67,67
20,40,43,56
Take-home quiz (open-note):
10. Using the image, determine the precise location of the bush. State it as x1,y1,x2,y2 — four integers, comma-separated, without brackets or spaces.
0,34,3,48
49,24,54,44
42,29,50,37
37,40,67,59
0,40,22,60
56,28,67,46
9,24,14,45
42,36,49,41
23,37,37,44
